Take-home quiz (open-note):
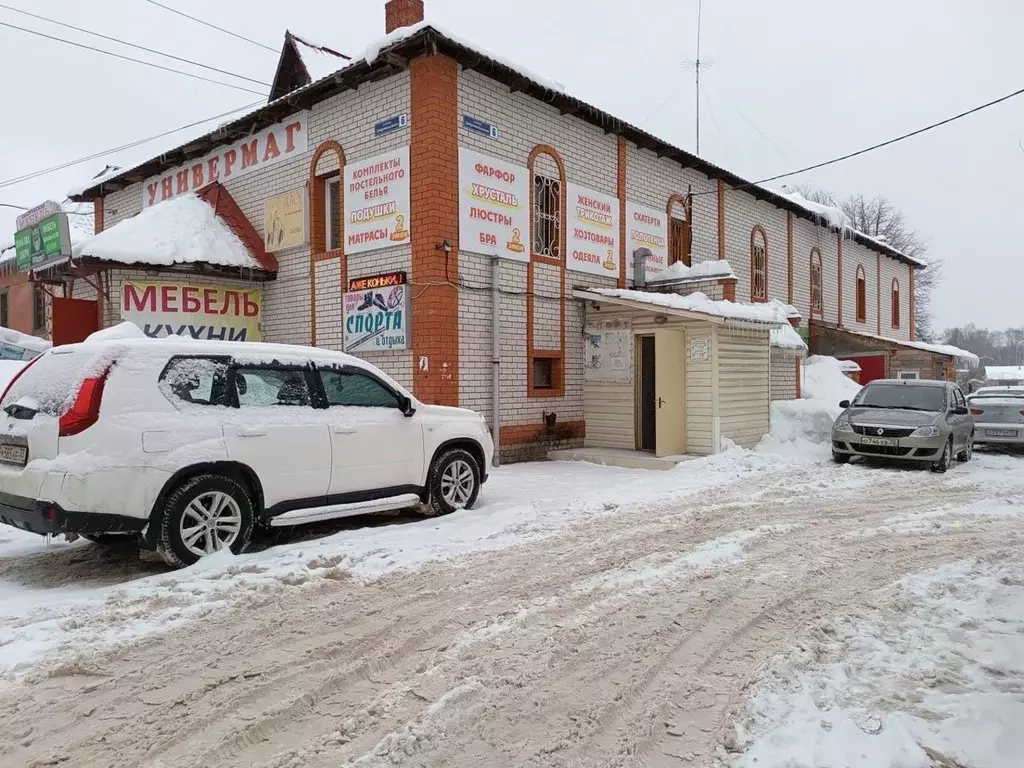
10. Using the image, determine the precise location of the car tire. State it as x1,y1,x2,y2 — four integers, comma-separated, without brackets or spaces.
931,439,953,474
427,448,481,516
156,474,254,567
957,436,974,463
832,451,850,464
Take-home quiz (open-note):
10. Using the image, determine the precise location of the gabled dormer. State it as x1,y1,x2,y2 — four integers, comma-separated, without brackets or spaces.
268,31,351,102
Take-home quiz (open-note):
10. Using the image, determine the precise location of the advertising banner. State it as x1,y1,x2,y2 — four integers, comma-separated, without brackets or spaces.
458,147,529,261
343,271,408,353
344,147,411,255
15,212,71,272
263,189,306,252
142,112,309,208
121,281,262,341
626,202,669,281
567,183,619,277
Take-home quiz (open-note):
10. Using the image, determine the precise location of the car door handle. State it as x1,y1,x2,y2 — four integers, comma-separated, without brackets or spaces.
237,429,267,438
331,425,357,435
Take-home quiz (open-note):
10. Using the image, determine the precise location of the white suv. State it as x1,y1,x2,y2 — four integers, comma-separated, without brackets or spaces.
0,336,493,566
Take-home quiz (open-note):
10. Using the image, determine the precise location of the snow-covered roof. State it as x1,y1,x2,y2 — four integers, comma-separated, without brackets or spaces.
289,31,351,83
650,259,736,284
770,323,807,351
838,359,862,372
768,188,927,268
985,366,1024,382
578,287,797,326
72,193,261,270
830,326,979,365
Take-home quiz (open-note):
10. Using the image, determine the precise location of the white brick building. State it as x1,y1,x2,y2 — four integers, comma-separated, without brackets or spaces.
58,0,929,461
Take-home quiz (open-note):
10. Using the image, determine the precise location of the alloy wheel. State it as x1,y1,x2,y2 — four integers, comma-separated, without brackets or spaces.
440,459,475,509
179,490,243,557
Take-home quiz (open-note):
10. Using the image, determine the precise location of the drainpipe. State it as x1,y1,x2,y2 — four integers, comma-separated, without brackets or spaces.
491,254,501,467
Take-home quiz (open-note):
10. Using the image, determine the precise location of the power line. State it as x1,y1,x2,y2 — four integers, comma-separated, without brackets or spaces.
0,101,262,190
141,0,278,54
0,21,267,96
700,83,1024,195
0,3,270,88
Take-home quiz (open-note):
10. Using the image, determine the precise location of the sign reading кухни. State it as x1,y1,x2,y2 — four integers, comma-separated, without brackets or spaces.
343,271,408,353
121,281,263,342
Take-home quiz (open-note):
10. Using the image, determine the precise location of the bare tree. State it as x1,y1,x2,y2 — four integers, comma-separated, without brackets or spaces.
791,185,941,340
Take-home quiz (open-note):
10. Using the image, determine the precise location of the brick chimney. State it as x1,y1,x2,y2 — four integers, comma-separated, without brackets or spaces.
385,0,424,33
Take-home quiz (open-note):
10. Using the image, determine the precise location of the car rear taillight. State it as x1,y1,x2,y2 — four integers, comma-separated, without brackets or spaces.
0,355,42,404
59,369,110,437
970,408,985,416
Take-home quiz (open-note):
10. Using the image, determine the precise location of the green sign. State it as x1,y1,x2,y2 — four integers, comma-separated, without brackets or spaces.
14,213,71,272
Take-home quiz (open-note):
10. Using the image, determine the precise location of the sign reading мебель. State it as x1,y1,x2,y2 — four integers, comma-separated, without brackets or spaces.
263,190,305,252
121,281,263,341
343,272,408,353
626,202,669,281
344,147,411,255
14,200,72,272
458,147,529,261
566,183,620,277
142,112,310,207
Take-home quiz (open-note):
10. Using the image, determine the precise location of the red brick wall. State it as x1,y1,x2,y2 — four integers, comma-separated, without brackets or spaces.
385,0,424,33
410,53,460,406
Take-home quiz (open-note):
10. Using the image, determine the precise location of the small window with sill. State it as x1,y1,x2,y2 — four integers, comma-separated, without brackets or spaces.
532,173,561,259
532,357,555,390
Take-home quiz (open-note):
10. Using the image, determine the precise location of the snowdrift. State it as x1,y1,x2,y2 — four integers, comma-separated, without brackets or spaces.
768,356,861,446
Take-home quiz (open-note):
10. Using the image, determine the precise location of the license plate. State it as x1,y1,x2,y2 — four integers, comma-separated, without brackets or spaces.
861,436,897,447
985,429,1018,438
0,443,27,465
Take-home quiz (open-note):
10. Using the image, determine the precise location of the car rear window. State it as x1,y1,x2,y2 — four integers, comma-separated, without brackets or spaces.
1,348,111,416
855,383,947,412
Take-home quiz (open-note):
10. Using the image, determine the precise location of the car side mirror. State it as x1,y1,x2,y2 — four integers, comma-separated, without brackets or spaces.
954,406,969,416
839,400,850,409
400,396,416,417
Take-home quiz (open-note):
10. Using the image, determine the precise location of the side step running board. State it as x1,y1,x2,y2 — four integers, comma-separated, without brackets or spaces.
269,493,423,527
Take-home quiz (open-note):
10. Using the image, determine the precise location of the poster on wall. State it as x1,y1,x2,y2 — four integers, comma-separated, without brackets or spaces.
344,147,411,255
585,319,633,383
566,183,619,277
263,189,305,252
458,147,530,262
143,112,309,208
121,281,263,341
625,202,669,281
343,271,408,353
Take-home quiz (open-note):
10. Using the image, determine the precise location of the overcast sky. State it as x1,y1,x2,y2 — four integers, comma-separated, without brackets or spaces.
1,0,1021,335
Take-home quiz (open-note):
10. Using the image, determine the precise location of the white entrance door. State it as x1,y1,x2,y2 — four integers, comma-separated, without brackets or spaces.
317,367,424,496
654,330,687,456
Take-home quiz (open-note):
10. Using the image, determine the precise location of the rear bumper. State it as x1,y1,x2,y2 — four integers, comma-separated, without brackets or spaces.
973,423,1024,445
0,491,147,537
831,433,947,461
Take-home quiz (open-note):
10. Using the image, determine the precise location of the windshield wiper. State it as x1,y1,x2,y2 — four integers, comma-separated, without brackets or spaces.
882,405,936,412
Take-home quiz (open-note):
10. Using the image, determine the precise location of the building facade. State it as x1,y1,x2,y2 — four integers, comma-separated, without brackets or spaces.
46,0,926,460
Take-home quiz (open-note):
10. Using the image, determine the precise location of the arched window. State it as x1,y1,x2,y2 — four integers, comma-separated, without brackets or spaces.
530,148,563,260
667,194,691,267
892,278,901,329
810,248,823,315
750,226,768,302
309,140,346,256
855,265,867,323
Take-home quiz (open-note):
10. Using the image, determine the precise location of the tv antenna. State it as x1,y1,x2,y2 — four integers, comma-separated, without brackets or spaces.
682,0,712,155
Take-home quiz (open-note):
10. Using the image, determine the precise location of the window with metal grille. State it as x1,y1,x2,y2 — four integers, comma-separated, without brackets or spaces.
750,227,767,301
891,278,901,328
810,249,823,314
669,216,691,266
532,173,561,258
855,266,867,322
325,177,342,251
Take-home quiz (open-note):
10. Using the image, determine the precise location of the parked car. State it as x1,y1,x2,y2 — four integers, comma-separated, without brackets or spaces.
831,379,974,472
967,387,1024,449
0,338,493,566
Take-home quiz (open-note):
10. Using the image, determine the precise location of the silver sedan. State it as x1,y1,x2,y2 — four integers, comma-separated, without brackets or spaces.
968,387,1024,449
